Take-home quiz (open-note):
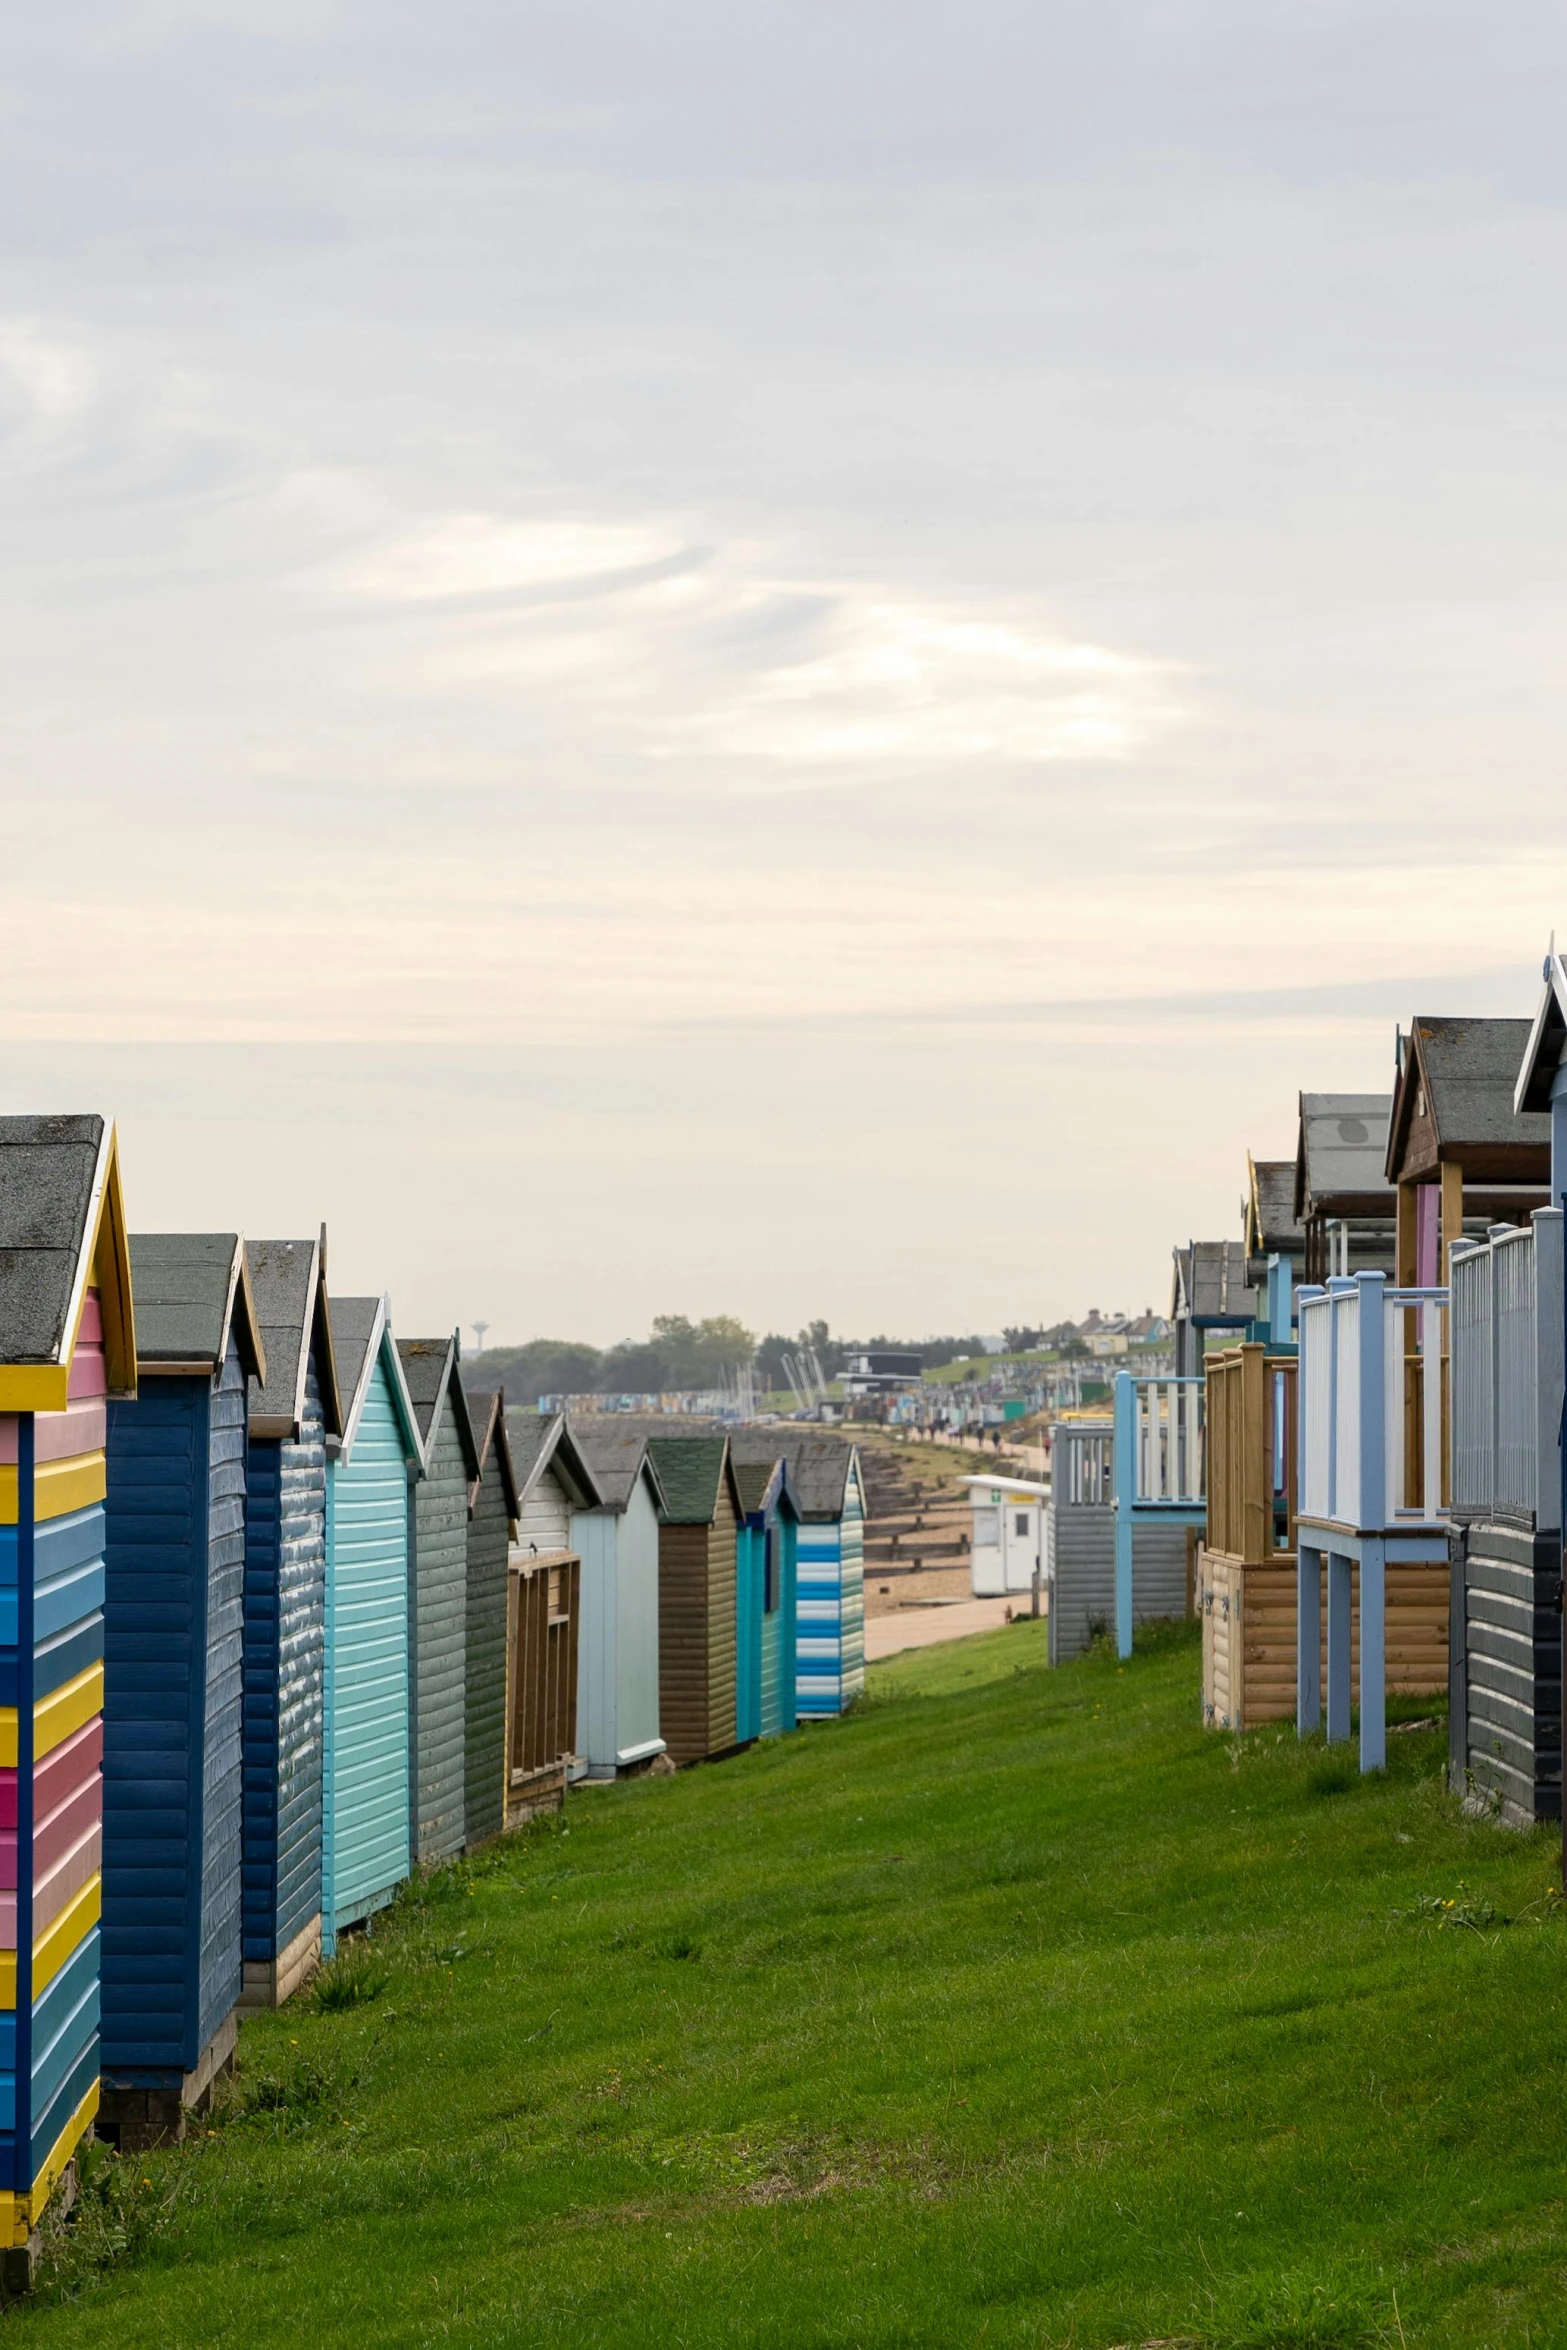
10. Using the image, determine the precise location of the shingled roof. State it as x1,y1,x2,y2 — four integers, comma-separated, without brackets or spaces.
0,1114,135,1405
328,1293,421,1466
1387,1016,1551,1184
248,1234,343,1444
507,1410,599,1512
567,1420,666,1515
1172,1241,1255,1325
396,1334,480,1481
466,1388,521,1520
1245,1157,1304,1263
129,1233,265,1381
1294,1094,1395,1219
645,1432,741,1526
741,1432,857,1522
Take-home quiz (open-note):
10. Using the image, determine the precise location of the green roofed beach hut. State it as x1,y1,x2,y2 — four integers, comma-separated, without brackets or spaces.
645,1434,742,1765
322,1297,422,1953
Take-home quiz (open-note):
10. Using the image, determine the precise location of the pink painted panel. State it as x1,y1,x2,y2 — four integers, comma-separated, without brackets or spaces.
0,1896,15,1950
33,1822,100,1940
0,1832,14,1893
1417,1185,1440,1289
68,1292,105,1403
35,1776,99,1882
34,1723,100,1826
0,1773,15,1834
0,1401,106,1467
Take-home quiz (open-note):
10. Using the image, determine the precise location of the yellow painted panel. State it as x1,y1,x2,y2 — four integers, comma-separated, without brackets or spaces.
33,1875,99,1996
0,1370,69,1416
0,1950,15,2012
0,2080,100,2246
0,1454,106,1528
0,1711,15,1771
37,1665,104,1763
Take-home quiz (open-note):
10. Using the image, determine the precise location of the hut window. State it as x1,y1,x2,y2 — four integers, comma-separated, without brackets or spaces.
973,1508,999,1546
1014,1511,1031,1539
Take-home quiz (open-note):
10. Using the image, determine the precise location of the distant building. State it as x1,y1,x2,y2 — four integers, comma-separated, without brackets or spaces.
842,1348,922,1397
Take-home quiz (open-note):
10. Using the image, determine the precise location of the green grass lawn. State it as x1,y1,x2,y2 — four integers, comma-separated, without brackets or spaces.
22,1622,1567,2348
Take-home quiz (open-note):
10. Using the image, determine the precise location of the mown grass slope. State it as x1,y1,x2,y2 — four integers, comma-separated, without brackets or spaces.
18,1620,1567,2348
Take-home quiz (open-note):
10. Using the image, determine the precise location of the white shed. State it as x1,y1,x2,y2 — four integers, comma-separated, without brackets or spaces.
962,1475,1049,1597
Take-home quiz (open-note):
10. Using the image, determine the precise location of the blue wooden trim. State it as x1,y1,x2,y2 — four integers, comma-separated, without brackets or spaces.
180,1377,211,2074
14,1415,33,2195
1357,1271,1386,1535
1297,1542,1321,1734
1113,1374,1133,1659
1326,1551,1353,1745
1359,1537,1386,1773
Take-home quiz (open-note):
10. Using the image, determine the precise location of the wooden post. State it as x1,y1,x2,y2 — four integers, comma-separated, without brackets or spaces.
1240,1343,1266,1566
1440,1160,1464,1285
1396,1182,1418,1288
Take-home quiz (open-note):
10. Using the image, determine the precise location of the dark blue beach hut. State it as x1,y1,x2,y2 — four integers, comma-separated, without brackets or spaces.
242,1235,341,2008
100,1234,265,2147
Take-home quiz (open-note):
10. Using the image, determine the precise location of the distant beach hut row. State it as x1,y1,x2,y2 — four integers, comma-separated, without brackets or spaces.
0,1114,864,2273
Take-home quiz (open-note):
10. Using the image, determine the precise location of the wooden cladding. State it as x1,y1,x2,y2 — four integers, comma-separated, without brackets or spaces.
1205,1346,1296,1567
505,1552,580,1826
1201,1551,1447,1732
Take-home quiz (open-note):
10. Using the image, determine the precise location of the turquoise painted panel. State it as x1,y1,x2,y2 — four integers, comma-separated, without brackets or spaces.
735,1526,763,1745
324,1347,410,1947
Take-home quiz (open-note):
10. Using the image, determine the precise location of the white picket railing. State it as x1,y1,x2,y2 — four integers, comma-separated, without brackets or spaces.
1297,1274,1448,1531
1449,1211,1563,1530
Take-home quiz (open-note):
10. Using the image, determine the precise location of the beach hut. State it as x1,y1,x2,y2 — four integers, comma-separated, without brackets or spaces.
777,1435,865,1720
1294,1092,1397,1284
963,1474,1048,1601
736,1455,799,1741
1043,1416,1187,1664
0,1114,134,2269
99,1235,264,2148
504,1414,596,1823
243,1234,342,2008
396,1337,480,1870
462,1391,519,1846
322,1298,422,1953
645,1433,743,1764
566,1422,666,1781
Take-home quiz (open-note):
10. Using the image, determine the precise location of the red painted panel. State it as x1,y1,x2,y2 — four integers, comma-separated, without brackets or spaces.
0,1401,106,1467
33,1822,100,1939
34,1723,101,1825
34,1776,99,1881
0,1772,17,1833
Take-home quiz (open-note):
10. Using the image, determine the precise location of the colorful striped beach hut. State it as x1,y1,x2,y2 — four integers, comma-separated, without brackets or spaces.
323,1298,422,1953
396,1337,479,1870
780,1436,865,1719
243,1235,342,2008
731,1451,799,1744
100,1234,264,2148
645,1434,742,1765
567,1422,666,1780
462,1391,519,1849
0,1115,134,2273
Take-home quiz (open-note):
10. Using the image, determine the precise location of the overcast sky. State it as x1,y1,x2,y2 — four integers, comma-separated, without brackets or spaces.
2,3,1563,1345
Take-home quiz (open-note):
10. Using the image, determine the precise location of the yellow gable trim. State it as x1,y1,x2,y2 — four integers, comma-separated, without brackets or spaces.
0,1369,70,1414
